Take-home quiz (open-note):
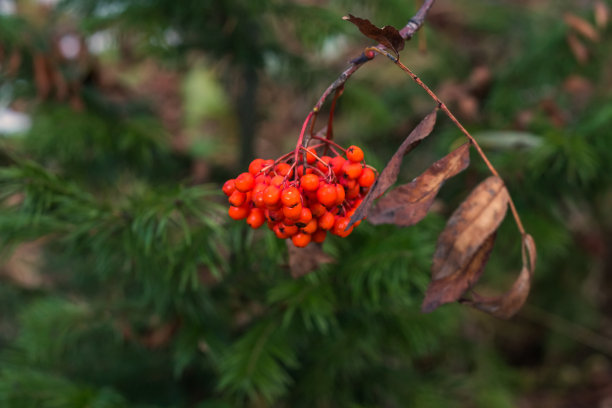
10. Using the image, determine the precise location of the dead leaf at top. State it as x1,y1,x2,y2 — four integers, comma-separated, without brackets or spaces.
432,176,509,281
368,143,470,227
564,13,600,42
348,110,437,228
343,14,405,54
287,241,335,279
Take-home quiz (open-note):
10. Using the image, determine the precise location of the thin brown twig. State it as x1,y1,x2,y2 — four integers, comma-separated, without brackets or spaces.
363,46,527,237
302,0,436,149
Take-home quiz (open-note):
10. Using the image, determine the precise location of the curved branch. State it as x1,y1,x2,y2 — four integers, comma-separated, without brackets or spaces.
311,0,435,114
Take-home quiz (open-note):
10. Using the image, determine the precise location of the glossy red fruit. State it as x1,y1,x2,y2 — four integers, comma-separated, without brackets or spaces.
300,174,320,192
246,208,265,229
292,232,312,248
248,158,266,175
281,187,301,207
346,145,364,163
316,184,337,208
312,229,327,243
235,172,255,192
228,190,247,207
228,205,250,220
222,179,236,196
358,167,376,187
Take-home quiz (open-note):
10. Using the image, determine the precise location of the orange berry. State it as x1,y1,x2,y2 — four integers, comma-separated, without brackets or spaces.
300,174,320,192
292,232,312,248
358,167,376,187
254,174,270,186
228,190,247,207
302,218,318,234
346,145,364,162
283,203,303,221
312,229,327,243
335,184,346,205
332,216,353,237
222,179,235,196
316,184,337,208
281,187,301,207
252,191,266,208
271,175,284,187
346,183,361,199
310,202,326,218
274,224,289,239
246,208,265,229
249,158,266,175
228,205,250,220
318,211,335,230
305,148,317,164
317,156,332,172
330,156,346,175
280,223,299,236
266,208,284,223
235,172,255,192
263,185,281,207
275,162,293,177
343,162,362,179
297,207,313,226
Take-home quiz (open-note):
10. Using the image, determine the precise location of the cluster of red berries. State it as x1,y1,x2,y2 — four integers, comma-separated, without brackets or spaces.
223,143,376,247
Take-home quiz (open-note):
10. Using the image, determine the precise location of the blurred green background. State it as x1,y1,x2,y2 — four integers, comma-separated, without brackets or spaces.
1,0,611,407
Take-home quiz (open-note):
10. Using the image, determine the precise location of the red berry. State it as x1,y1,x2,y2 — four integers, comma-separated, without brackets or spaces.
300,174,319,192
310,202,326,218
246,208,265,229
317,184,337,208
312,229,327,243
330,156,345,175
228,190,247,207
248,158,266,175
346,145,364,162
292,232,312,248
283,203,303,221
228,205,250,220
263,185,281,207
235,172,255,192
280,223,299,236
275,162,293,177
222,179,236,196
343,162,362,179
317,156,332,172
297,207,313,226
281,187,301,207
358,167,376,188
305,148,317,164
318,211,335,230
334,184,346,206
332,216,353,237
302,218,318,234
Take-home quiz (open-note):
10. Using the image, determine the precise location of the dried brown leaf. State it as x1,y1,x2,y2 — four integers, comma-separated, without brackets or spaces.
368,143,470,227
422,232,496,313
564,12,600,42
566,33,589,64
462,233,537,319
431,176,509,281
595,0,610,29
343,14,405,54
288,242,334,279
348,110,437,228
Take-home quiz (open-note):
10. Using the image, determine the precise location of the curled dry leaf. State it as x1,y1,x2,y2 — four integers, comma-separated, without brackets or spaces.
564,12,600,42
343,14,405,54
462,234,537,319
422,232,497,313
421,176,509,313
368,143,470,227
287,241,335,279
348,110,437,228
